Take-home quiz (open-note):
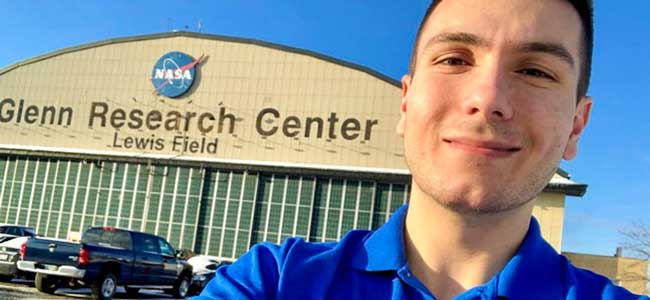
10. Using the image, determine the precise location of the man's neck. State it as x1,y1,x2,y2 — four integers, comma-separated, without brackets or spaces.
403,186,534,300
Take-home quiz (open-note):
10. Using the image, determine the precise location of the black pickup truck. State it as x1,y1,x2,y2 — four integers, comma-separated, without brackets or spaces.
17,226,193,300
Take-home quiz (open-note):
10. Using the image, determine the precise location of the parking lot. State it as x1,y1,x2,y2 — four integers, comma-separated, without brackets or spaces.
0,279,187,300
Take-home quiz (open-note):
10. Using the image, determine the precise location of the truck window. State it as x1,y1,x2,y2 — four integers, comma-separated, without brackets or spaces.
158,238,175,257
0,226,20,235
24,228,36,237
133,234,160,254
82,228,132,250
82,228,102,244
113,231,133,250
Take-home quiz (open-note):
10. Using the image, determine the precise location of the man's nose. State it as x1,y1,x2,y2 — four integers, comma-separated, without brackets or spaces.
461,67,514,121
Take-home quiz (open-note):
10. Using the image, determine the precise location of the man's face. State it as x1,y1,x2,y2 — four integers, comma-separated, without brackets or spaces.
397,0,592,214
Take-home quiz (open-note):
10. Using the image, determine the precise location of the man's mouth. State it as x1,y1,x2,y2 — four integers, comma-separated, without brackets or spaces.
443,138,521,157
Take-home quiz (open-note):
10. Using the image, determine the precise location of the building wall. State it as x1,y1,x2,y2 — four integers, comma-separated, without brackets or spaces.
617,257,650,295
0,34,405,171
532,192,565,251
564,252,650,295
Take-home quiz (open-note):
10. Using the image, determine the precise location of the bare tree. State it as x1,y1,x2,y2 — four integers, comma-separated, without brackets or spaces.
621,221,650,260
619,221,650,294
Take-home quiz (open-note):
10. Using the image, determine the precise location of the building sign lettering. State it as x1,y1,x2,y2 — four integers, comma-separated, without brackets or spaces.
0,98,379,155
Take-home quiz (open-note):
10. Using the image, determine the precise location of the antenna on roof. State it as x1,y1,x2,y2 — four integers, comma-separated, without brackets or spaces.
198,19,202,33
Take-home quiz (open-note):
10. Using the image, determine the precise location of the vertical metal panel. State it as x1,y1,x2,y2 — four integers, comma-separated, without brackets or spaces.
306,177,316,241
262,175,275,242
14,160,29,224
277,176,289,243
353,181,362,229
231,171,247,258
154,166,168,236
218,171,233,256
166,167,181,241
127,164,141,229
191,167,206,253
291,177,303,236
25,160,40,226
179,168,194,249
385,183,393,223
4,158,19,223
79,162,94,231
223,172,242,256
368,181,377,230
246,173,260,251
320,178,333,242
55,161,72,238
66,161,83,234
336,180,347,239
43,160,61,234
141,163,154,232
388,184,405,214
0,157,10,215
103,163,117,226
91,162,105,227
14,159,30,224
116,164,129,228
35,159,51,232
205,170,221,255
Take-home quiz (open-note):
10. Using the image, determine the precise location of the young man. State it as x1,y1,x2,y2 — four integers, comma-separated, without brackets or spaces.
197,1,649,299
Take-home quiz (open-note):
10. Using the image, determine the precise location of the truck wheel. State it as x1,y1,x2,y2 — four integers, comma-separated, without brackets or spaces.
92,272,117,300
34,273,57,294
168,275,190,298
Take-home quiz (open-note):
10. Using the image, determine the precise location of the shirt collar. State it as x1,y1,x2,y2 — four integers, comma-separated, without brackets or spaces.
348,204,409,271
494,216,564,299
348,203,565,299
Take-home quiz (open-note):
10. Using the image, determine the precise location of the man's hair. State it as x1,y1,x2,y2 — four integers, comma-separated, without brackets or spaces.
408,0,594,99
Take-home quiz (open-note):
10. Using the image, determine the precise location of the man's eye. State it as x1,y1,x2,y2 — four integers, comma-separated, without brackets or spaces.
438,57,469,66
517,68,554,80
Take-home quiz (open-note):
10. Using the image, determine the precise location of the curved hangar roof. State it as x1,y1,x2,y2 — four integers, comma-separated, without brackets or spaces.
0,31,586,196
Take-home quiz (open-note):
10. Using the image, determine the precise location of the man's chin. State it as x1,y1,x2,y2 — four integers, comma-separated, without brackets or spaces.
436,193,534,216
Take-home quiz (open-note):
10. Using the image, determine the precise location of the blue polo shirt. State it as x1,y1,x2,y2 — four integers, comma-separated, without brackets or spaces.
195,205,648,300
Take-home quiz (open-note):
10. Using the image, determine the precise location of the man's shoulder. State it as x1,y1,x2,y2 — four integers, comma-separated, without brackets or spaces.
249,229,373,267
561,255,650,299
194,230,374,299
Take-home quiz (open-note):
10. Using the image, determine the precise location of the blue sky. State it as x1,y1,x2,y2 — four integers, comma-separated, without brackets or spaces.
1,1,648,256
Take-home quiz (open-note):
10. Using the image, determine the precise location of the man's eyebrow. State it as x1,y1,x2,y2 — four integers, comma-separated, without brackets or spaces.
420,32,488,52
515,42,575,70
420,32,575,70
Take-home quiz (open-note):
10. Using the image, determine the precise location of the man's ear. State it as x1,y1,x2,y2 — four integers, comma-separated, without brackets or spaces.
396,74,411,137
563,96,593,160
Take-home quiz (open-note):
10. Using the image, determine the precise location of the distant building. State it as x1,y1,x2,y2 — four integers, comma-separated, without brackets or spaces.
0,31,585,261
564,248,650,295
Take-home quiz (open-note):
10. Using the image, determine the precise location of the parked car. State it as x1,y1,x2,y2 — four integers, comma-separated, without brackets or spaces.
187,255,230,295
18,226,192,300
0,224,36,243
0,236,33,281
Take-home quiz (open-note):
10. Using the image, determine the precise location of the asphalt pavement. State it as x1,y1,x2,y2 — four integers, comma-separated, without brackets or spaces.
0,279,188,300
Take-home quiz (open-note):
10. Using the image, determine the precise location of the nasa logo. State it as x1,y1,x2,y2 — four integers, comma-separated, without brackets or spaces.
151,52,203,98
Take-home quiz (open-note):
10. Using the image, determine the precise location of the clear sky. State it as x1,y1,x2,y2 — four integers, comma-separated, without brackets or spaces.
1,1,648,256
